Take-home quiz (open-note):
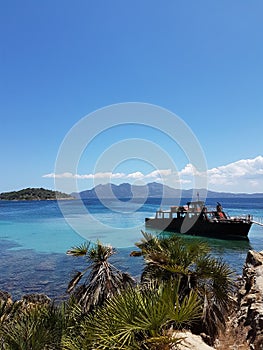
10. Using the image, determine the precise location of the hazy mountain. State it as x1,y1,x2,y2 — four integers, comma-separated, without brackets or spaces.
72,182,263,199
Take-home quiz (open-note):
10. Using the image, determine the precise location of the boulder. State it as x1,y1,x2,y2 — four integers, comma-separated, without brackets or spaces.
10,293,52,311
174,331,215,350
236,250,263,349
21,293,51,305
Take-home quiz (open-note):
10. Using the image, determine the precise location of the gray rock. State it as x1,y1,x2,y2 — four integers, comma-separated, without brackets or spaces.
21,293,51,305
236,250,263,349
175,331,215,350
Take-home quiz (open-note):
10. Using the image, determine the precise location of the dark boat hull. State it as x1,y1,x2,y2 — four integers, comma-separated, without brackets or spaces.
145,217,252,240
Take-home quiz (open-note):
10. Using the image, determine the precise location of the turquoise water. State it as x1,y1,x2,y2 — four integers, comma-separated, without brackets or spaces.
0,198,263,300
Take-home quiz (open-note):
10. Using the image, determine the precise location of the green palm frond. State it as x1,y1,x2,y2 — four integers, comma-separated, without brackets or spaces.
66,241,91,256
84,281,201,349
144,334,183,350
137,231,235,341
171,290,201,327
1,303,64,349
135,230,162,253
195,256,234,295
88,240,116,262
61,300,93,350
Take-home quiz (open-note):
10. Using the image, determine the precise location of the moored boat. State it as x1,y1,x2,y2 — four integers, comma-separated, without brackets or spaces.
145,201,253,240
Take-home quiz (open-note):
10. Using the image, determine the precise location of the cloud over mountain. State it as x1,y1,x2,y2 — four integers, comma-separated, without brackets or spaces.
43,156,263,193
206,156,263,191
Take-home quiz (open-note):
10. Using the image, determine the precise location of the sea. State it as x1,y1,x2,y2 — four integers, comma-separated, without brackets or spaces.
0,197,263,301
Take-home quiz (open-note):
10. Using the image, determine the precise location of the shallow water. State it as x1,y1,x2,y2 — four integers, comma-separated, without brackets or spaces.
0,198,262,299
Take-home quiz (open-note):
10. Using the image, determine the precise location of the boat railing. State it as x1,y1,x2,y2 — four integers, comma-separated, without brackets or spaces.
156,207,255,223
229,214,253,222
252,216,263,226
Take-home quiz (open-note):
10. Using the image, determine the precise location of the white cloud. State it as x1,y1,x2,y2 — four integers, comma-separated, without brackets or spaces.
42,169,174,181
207,156,263,185
145,169,172,178
126,172,144,179
177,156,263,191
43,172,73,179
42,156,263,192
42,172,126,179
179,164,201,176
207,156,263,192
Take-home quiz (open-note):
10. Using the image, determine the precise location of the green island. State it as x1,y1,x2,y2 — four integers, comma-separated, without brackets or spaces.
0,188,73,201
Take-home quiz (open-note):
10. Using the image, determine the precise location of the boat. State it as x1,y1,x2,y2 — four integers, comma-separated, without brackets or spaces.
145,201,253,240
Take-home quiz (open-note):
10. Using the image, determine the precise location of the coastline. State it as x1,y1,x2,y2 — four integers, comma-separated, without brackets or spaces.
1,246,262,349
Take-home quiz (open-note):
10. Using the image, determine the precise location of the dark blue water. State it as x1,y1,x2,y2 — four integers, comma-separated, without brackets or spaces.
0,198,262,300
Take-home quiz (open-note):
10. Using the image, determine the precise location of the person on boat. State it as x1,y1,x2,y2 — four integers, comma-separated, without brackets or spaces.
216,202,227,220
200,206,208,221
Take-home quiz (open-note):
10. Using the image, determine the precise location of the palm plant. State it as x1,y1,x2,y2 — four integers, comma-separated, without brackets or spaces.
61,297,93,350
63,280,201,350
0,302,63,350
134,231,235,340
67,240,135,313
0,300,10,349
0,295,88,350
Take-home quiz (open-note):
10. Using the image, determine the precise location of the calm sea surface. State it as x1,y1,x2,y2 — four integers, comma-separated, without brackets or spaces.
0,198,263,300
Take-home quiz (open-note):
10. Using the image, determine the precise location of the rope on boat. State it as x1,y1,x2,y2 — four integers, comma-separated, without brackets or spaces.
252,221,263,227
252,217,263,227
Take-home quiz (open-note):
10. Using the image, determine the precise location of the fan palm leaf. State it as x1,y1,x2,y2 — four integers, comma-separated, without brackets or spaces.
66,241,91,256
133,231,235,341
1,303,64,350
84,280,201,349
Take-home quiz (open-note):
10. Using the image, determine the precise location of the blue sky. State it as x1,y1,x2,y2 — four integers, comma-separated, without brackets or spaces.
1,0,263,193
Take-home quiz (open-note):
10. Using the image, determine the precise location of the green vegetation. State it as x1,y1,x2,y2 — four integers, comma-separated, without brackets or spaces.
66,241,135,313
0,187,73,201
0,233,235,349
135,232,234,340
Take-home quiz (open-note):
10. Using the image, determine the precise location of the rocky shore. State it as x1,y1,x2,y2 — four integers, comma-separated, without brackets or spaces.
173,249,263,350
214,250,263,350
233,250,263,349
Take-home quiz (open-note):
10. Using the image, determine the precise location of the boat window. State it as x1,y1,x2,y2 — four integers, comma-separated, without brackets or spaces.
206,212,215,220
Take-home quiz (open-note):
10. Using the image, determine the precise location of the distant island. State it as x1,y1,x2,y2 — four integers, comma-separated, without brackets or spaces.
73,182,263,199
1,183,263,201
0,188,73,201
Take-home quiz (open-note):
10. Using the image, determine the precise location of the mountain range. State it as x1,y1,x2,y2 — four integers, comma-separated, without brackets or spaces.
72,182,263,199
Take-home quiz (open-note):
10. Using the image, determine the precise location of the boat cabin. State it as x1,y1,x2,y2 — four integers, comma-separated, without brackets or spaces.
186,201,205,212
155,201,229,221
